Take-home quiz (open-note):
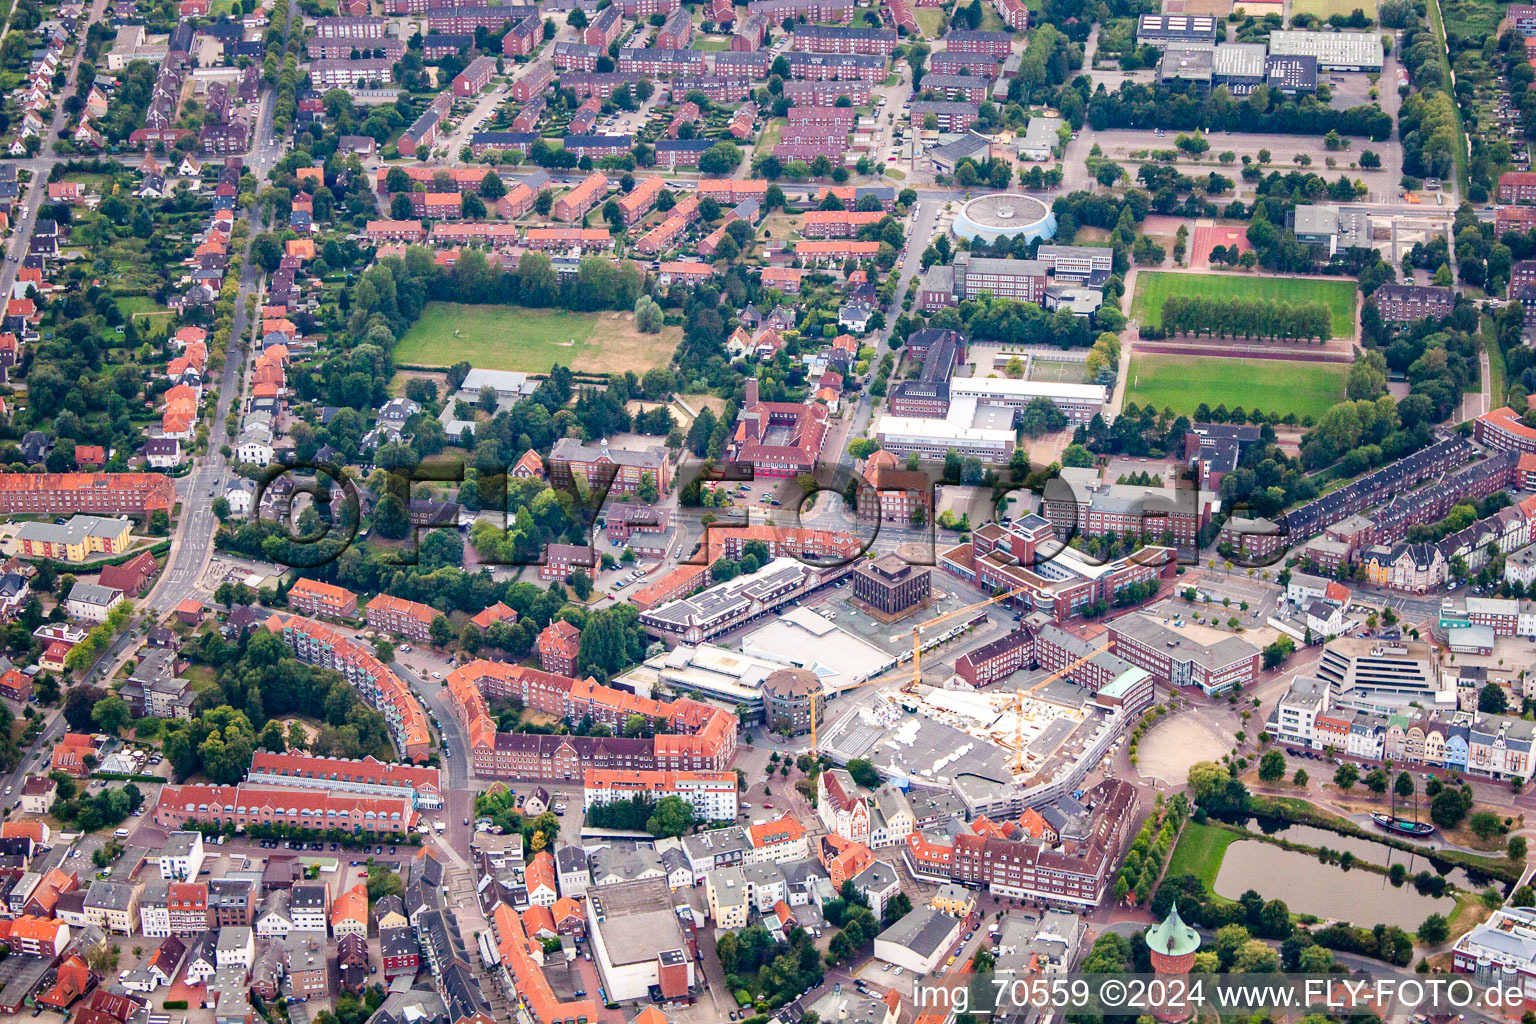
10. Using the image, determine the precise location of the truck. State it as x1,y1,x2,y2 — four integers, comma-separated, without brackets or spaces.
433,820,445,834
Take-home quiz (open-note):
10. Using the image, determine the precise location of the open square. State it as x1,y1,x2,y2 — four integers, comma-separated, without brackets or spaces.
1126,353,1348,419
1130,271,1358,339
392,302,680,374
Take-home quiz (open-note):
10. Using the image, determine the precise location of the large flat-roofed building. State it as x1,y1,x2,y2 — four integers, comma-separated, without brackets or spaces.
952,253,1048,303
1267,29,1382,70
1105,612,1261,696
874,409,1017,465
1015,115,1061,161
586,878,695,1002
1264,54,1318,93
1035,245,1113,280
1158,45,1213,89
852,554,931,616
1212,42,1265,92
941,514,1175,623
1136,13,1219,45
950,377,1108,424
639,558,853,644
1314,637,1450,715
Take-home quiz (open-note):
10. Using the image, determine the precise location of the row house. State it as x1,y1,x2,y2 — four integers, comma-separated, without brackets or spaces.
928,50,1004,76
732,13,767,49
423,33,473,57
431,223,522,247
553,41,601,70
552,172,607,222
994,0,1029,28
399,92,452,156
453,55,497,96
783,52,886,81
306,36,405,59
363,594,437,644
942,28,1013,55
364,219,427,242
657,6,693,48
502,12,541,56
654,139,715,168
803,209,883,238
670,76,753,102
1372,283,1453,323
511,60,556,101
153,783,416,835
426,3,534,31
618,176,665,224
712,50,771,77
584,6,624,48
786,81,870,107
563,134,632,158
560,71,642,99
524,227,612,251
791,25,897,54
617,48,705,75
469,130,539,156
746,0,853,21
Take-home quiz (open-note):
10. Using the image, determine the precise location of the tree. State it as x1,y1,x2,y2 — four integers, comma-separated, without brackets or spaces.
569,569,593,601
1333,763,1358,791
1511,836,1528,863
92,695,132,736
698,141,743,176
846,758,880,789
1479,683,1509,714
1418,913,1449,945
647,795,696,836
1430,787,1469,828
1258,749,1285,782
1365,768,1388,794
1292,768,1308,787
479,170,506,200
428,614,453,648
1262,636,1295,669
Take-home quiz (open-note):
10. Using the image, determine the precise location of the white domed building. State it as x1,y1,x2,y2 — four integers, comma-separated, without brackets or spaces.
951,193,1057,244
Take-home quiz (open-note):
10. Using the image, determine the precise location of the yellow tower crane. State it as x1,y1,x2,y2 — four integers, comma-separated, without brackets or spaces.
1012,641,1113,771
808,582,1036,750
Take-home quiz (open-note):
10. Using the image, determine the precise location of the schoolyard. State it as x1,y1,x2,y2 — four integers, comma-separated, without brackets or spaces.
393,303,679,374
1130,271,1358,339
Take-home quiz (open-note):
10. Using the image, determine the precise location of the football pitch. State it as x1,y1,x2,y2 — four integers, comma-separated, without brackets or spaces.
1130,272,1357,339
1126,354,1348,420
393,303,679,374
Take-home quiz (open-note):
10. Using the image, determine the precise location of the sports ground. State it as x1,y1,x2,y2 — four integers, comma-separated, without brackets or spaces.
1125,353,1348,420
393,303,679,374
1130,271,1357,339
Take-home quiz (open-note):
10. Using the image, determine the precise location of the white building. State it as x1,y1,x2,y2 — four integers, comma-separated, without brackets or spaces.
1272,675,1328,749
583,769,738,823
158,832,205,881
873,906,960,974
215,926,255,967
65,582,124,623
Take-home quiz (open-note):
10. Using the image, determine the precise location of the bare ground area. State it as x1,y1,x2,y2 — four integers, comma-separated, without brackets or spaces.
1137,715,1237,785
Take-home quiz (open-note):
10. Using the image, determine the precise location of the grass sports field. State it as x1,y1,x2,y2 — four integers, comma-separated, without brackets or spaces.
1289,0,1375,18
393,303,679,374
1131,271,1357,339
1127,353,1347,419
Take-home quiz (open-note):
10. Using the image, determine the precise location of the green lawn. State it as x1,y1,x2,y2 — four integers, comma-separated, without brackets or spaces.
691,35,731,49
1131,271,1358,339
119,295,171,318
1127,354,1348,419
393,302,679,374
1289,0,1376,18
1165,821,1239,890
395,304,599,370
914,7,944,35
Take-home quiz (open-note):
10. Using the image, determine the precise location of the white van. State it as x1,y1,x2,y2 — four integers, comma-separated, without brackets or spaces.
113,828,130,839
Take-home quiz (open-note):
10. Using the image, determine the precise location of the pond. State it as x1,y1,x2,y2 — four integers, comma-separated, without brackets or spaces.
1242,819,1491,891
1213,839,1460,929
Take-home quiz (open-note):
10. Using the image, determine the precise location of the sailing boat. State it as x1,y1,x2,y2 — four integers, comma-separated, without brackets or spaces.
1372,771,1436,837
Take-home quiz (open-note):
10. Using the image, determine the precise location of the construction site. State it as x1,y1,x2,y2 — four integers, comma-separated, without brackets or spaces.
810,583,1155,819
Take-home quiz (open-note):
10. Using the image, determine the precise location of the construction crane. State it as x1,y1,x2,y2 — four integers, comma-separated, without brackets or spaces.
808,583,1036,750
1012,641,1113,771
